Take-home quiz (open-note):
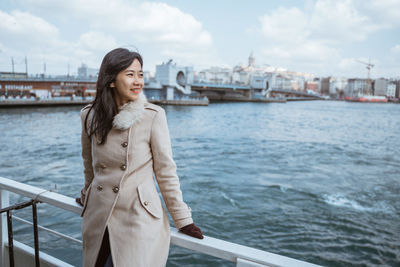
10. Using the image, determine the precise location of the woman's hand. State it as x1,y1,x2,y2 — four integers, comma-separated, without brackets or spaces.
75,197,83,206
179,223,204,239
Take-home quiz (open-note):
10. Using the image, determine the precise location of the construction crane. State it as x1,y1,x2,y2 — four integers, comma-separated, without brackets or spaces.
356,59,374,95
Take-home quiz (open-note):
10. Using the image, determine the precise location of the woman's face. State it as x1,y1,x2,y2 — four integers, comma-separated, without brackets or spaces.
112,58,144,108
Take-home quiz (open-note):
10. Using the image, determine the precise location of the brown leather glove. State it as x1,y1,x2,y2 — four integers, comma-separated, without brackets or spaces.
75,197,83,206
179,223,204,239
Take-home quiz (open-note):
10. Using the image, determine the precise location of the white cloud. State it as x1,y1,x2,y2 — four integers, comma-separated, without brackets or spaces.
79,32,118,52
259,7,309,43
254,0,390,76
0,10,59,48
0,10,65,73
391,45,400,55
337,57,395,78
338,58,363,76
258,0,379,45
1,0,216,74
0,10,58,36
363,0,400,27
18,0,213,51
310,0,380,42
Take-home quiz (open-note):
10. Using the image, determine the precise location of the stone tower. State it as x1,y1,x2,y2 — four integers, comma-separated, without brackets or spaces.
248,52,255,67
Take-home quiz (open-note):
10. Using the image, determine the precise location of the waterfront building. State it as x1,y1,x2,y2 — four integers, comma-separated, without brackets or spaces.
195,53,314,95
238,71,251,85
0,71,28,79
231,71,241,85
143,71,153,82
374,78,388,96
195,67,232,84
329,77,348,98
275,74,293,90
387,82,396,98
346,78,368,97
145,59,194,101
251,75,271,90
306,80,319,93
0,74,97,99
291,76,306,91
319,77,330,95
77,63,98,78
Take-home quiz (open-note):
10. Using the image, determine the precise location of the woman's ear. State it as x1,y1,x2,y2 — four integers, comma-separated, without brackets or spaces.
110,82,115,88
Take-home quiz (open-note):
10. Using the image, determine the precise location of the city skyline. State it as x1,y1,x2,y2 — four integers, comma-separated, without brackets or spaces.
1,0,399,78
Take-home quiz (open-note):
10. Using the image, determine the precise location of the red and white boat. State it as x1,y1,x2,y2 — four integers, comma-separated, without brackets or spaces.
345,95,388,103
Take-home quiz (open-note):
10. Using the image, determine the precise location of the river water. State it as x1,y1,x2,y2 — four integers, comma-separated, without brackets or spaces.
0,100,399,266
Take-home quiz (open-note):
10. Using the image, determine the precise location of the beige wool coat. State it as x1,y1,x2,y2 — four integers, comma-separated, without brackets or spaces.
79,93,193,267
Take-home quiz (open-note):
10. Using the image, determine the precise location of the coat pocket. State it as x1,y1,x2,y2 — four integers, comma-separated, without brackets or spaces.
137,182,162,219
80,183,92,217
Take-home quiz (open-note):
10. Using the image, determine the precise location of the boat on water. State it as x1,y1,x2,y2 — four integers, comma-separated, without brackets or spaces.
344,95,388,103
0,176,321,267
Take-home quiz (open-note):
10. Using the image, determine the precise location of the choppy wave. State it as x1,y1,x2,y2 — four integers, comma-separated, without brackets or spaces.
322,193,395,214
221,192,237,207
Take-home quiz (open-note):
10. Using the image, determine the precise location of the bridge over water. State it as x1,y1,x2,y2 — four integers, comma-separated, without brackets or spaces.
191,83,323,101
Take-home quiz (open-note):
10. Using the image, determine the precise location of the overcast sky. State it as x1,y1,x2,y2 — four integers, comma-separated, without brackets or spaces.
1,0,399,78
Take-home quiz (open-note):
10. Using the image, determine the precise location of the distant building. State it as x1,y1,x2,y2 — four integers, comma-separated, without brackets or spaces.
78,64,98,78
196,67,231,84
396,80,400,98
149,59,193,100
250,75,266,89
320,77,331,95
374,78,388,96
346,78,368,97
248,52,255,67
239,71,250,85
306,81,319,93
387,83,396,98
329,77,347,98
195,53,314,92
274,74,292,90
292,76,306,91
0,72,28,79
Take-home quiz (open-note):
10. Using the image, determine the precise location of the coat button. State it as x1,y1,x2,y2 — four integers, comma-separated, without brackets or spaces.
97,185,103,191
99,163,107,169
121,142,128,148
144,201,149,206
120,164,126,171
113,186,119,193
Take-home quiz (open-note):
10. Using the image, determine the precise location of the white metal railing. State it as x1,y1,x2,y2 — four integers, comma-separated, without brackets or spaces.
0,177,321,267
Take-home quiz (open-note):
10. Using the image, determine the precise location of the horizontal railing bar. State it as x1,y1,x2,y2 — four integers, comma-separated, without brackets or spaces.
0,177,81,215
0,200,35,213
237,257,269,267
171,228,319,267
12,215,82,244
0,177,321,267
6,240,74,267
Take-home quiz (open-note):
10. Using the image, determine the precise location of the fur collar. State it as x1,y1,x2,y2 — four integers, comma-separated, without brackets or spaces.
112,92,147,130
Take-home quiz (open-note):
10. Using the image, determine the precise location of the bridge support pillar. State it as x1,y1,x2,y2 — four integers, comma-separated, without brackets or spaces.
167,87,174,100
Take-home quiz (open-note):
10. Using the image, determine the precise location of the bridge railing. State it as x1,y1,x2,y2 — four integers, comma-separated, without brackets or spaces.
0,177,320,267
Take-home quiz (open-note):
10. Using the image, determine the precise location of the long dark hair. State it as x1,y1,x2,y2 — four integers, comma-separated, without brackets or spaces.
85,48,143,144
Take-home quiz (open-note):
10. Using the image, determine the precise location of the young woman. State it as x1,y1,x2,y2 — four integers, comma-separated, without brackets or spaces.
76,48,203,267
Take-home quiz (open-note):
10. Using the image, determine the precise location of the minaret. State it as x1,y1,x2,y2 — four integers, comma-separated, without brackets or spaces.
248,51,255,67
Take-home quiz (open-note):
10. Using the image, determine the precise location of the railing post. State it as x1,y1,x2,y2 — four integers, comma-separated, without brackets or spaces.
0,189,10,267
32,202,40,267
